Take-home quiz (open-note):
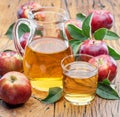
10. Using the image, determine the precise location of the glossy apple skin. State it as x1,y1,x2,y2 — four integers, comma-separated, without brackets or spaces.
20,32,29,49
79,39,109,56
0,71,31,105
91,10,114,33
17,2,45,20
89,55,117,81
19,33,41,50
65,19,82,40
0,50,23,76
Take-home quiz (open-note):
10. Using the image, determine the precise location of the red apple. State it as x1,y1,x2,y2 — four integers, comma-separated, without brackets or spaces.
79,39,109,56
34,12,45,21
17,2,45,20
88,55,117,81
20,32,29,49
65,19,82,40
19,33,42,50
0,71,31,105
0,50,23,76
90,10,114,33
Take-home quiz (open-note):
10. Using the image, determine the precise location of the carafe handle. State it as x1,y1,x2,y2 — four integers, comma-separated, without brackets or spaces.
13,18,37,56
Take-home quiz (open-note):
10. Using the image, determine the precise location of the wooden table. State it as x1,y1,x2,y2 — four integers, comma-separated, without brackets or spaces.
0,0,120,117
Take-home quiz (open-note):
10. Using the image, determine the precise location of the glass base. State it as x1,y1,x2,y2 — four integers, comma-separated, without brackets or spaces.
64,94,95,106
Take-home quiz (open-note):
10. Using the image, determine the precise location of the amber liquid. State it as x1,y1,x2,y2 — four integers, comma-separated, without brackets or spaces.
63,62,98,105
23,37,71,91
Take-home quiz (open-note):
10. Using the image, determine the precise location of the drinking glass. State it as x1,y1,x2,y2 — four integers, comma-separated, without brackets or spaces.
61,54,98,105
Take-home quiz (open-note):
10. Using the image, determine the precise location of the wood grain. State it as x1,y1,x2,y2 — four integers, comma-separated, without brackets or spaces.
0,0,120,117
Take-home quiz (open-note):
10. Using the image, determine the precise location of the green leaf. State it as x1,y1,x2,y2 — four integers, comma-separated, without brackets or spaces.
69,39,82,54
94,28,107,40
82,13,92,38
76,13,86,22
102,79,111,85
107,45,120,60
41,87,63,104
67,24,88,40
18,24,30,38
96,81,120,100
5,22,43,40
104,30,120,40
5,23,30,40
35,30,43,36
94,29,120,40
5,23,15,39
58,30,67,40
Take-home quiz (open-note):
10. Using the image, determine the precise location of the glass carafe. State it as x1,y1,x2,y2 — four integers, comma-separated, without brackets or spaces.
13,7,72,91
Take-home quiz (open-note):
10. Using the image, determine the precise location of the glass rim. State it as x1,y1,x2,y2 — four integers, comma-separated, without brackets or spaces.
34,6,67,12
30,6,69,23
61,54,98,73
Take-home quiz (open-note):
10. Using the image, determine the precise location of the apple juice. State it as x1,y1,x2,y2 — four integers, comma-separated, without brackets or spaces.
63,61,98,105
23,37,71,91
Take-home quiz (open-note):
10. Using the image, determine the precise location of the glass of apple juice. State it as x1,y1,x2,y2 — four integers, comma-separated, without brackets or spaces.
13,7,72,92
61,54,98,105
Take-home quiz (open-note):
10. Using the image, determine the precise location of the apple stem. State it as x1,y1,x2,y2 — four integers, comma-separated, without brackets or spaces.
107,70,111,80
98,58,103,65
10,76,17,83
91,34,94,40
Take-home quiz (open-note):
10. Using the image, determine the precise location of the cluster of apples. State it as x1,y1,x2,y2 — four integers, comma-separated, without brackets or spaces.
65,10,117,82
0,2,47,106
18,2,45,49
0,2,42,106
0,50,32,105
0,2,38,76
